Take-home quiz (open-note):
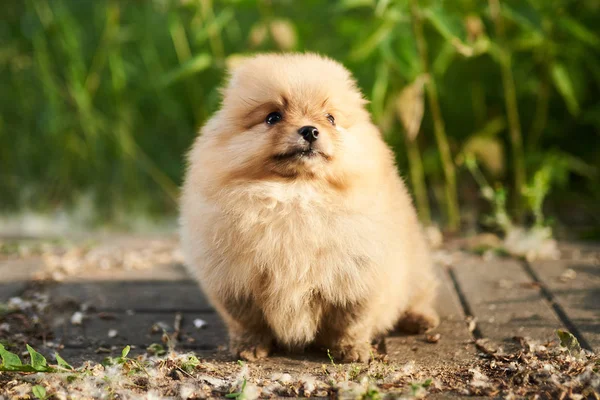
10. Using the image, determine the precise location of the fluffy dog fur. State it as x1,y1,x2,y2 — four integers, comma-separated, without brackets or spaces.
179,53,439,362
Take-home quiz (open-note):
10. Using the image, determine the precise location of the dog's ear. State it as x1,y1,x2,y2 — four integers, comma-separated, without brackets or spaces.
219,54,262,99
217,54,248,98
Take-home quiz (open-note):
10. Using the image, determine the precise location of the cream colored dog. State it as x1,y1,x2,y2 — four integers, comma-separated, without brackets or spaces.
180,53,439,362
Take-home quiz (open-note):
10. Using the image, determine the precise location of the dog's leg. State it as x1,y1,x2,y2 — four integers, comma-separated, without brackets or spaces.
316,303,375,363
213,294,274,361
395,284,439,334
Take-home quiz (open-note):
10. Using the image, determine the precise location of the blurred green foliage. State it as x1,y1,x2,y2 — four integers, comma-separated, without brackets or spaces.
1,0,599,231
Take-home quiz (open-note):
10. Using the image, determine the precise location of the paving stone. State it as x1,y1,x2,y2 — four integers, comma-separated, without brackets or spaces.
386,264,475,367
59,263,190,282
52,311,226,350
46,280,211,312
0,257,43,301
449,256,564,346
0,283,27,302
529,257,600,352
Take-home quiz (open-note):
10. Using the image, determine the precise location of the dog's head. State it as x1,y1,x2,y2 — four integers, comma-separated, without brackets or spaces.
197,53,384,189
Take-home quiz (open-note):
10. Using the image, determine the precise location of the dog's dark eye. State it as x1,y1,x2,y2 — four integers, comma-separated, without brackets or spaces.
266,112,282,125
326,114,335,125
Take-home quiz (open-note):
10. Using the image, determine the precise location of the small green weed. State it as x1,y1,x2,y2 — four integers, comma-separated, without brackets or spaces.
327,349,336,366
0,343,54,372
348,364,363,381
225,360,248,399
55,352,74,370
0,343,75,373
362,387,381,400
146,343,167,357
180,355,201,374
225,378,247,399
464,155,512,233
410,378,433,397
32,385,48,400
103,345,149,376
0,302,10,317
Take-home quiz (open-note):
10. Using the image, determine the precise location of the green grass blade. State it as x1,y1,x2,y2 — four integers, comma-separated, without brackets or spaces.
159,53,212,87
551,62,580,116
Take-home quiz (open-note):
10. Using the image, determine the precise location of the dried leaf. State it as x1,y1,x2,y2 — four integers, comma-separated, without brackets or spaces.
462,136,505,176
425,333,441,343
475,339,498,355
395,75,426,142
556,329,582,357
465,14,484,42
559,268,577,282
249,22,267,47
269,19,297,50
467,317,478,333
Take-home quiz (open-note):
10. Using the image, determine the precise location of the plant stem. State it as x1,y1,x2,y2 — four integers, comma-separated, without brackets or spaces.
200,0,225,64
471,79,486,129
489,0,526,221
527,71,550,151
406,136,432,226
169,13,202,124
410,0,460,231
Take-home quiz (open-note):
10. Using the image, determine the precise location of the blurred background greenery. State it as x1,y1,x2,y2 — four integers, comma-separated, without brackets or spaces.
2,0,599,238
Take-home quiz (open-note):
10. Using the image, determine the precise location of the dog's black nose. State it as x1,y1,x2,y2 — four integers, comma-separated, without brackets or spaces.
298,126,319,143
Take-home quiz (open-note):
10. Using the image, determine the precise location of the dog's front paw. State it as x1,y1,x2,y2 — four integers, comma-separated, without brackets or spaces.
237,343,271,361
330,341,372,363
396,308,440,334
230,335,272,362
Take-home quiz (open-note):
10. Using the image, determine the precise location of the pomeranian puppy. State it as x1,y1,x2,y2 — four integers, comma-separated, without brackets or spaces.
180,53,439,362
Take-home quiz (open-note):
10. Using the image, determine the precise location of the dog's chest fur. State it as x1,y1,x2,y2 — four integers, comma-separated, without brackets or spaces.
202,182,386,342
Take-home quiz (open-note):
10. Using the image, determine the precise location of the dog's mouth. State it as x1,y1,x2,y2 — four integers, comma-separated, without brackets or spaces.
273,148,328,161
